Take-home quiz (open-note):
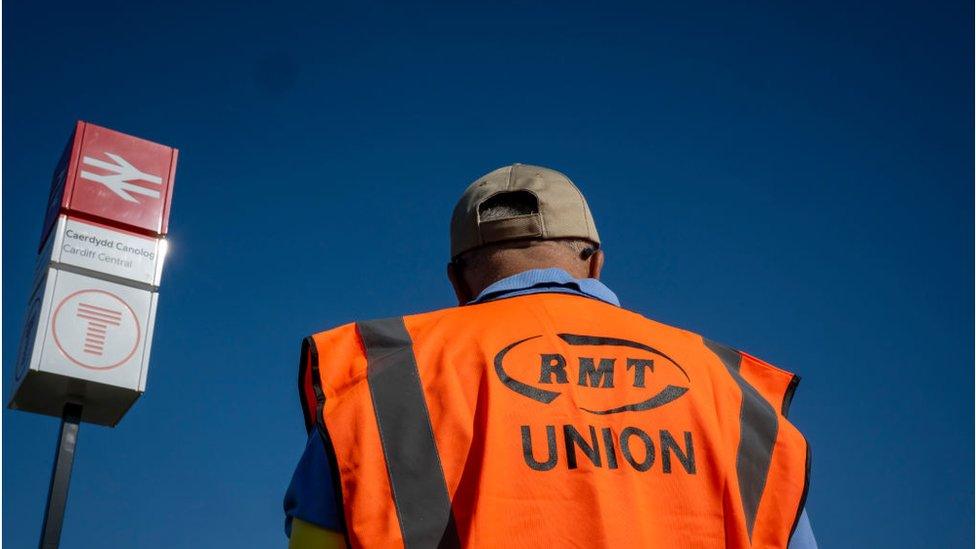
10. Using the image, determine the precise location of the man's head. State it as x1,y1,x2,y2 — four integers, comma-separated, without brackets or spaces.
447,163,604,304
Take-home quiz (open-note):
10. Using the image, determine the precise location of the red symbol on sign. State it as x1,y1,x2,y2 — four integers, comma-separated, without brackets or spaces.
76,302,123,356
52,289,140,370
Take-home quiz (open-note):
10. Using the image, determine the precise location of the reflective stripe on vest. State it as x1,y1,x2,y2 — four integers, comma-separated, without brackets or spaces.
358,317,460,549
703,338,778,541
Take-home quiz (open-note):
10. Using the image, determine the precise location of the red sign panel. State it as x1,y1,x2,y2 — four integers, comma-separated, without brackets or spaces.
40,121,178,248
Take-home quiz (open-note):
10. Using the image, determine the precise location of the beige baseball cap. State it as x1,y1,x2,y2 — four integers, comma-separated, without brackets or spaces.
450,163,600,259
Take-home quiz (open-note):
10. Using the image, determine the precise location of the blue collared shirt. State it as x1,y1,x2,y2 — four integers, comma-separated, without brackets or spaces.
468,268,621,306
285,269,816,548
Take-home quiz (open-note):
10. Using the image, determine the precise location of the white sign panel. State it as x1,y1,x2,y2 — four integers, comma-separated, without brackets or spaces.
14,267,158,393
40,215,166,287
14,277,46,383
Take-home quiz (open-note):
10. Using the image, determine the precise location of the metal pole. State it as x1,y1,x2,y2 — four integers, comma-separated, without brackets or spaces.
39,402,83,549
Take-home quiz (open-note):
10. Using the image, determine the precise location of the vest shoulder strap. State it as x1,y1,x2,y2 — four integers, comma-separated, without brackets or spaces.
702,337,809,545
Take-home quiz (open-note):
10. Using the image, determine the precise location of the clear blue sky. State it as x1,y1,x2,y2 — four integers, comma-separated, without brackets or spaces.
3,1,972,547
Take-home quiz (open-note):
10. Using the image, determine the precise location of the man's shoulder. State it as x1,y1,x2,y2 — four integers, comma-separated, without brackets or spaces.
304,297,734,363
306,321,360,350
306,305,461,342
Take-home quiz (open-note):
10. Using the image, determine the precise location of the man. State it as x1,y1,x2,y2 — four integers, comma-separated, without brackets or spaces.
285,164,817,548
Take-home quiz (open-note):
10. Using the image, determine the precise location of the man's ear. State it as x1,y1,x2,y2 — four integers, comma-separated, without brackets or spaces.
588,249,605,280
447,262,473,305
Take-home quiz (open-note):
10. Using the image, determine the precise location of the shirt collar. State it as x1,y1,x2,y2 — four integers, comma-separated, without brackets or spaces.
469,268,620,307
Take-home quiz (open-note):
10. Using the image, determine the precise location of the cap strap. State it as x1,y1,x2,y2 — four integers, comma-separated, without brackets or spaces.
479,213,544,245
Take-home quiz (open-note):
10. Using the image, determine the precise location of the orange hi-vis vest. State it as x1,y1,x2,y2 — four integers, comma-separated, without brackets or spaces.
299,293,810,548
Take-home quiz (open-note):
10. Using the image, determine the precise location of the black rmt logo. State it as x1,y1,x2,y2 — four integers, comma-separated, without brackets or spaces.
540,354,656,388
493,333,691,415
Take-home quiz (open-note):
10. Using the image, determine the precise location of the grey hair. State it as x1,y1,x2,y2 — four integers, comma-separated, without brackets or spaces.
479,191,539,221
475,191,594,256
454,191,596,272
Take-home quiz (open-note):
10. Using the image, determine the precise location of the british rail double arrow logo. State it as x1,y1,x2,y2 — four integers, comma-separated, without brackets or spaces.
80,152,162,204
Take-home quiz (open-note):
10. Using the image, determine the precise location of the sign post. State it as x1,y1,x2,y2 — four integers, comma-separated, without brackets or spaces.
9,121,179,547
39,402,82,549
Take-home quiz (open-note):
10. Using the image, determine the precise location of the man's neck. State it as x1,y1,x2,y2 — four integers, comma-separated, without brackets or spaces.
470,262,590,298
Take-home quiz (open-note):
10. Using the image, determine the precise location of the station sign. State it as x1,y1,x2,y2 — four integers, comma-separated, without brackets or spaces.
10,122,177,547
12,121,176,428
38,215,166,288
40,121,178,248
11,267,158,426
